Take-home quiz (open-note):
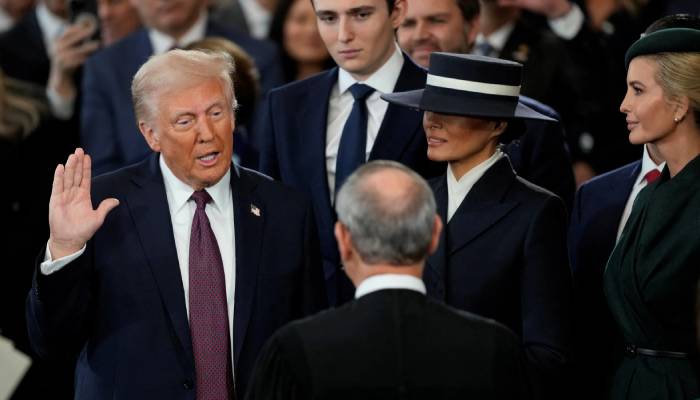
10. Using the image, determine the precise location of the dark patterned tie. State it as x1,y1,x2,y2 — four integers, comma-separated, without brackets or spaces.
189,190,234,399
335,83,375,195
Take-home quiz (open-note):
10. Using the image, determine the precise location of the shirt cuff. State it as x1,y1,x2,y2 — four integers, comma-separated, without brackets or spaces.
46,87,75,120
41,243,86,275
548,2,584,40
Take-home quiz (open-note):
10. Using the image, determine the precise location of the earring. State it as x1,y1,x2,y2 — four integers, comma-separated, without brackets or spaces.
674,116,681,123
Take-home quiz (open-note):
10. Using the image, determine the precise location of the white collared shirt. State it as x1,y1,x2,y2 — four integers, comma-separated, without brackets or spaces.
238,0,271,39
616,145,665,240
473,23,515,57
447,150,505,222
326,43,404,199
148,10,208,54
35,2,68,55
355,274,426,299
0,7,14,33
41,157,237,366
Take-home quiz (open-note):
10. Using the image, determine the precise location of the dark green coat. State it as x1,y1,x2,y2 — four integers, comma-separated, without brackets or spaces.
604,155,700,399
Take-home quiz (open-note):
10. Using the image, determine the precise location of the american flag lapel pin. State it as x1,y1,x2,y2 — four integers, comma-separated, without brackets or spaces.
250,204,261,217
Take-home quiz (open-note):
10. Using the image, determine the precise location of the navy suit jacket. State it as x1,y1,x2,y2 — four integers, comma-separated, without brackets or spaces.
26,155,326,399
80,22,283,175
258,55,443,305
568,160,640,399
424,157,572,400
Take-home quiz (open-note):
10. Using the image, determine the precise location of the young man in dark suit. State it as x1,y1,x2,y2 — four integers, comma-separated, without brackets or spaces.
27,50,325,400
247,160,529,399
258,0,441,306
80,0,284,176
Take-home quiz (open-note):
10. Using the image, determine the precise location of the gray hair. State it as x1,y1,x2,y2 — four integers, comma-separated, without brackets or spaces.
335,160,437,265
131,49,237,124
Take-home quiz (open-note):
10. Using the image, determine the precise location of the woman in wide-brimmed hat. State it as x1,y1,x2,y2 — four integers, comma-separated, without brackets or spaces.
603,20,700,399
382,52,572,399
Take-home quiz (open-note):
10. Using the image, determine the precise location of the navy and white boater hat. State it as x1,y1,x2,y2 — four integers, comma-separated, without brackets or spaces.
381,52,555,121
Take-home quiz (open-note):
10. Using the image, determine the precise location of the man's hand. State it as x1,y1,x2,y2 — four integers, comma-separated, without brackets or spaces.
48,148,119,260
47,18,100,101
497,0,572,19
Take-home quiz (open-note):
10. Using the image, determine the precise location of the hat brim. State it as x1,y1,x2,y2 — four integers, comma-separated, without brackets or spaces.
381,89,556,122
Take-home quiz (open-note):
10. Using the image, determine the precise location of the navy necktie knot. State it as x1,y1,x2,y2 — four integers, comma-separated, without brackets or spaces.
191,190,212,210
348,83,374,101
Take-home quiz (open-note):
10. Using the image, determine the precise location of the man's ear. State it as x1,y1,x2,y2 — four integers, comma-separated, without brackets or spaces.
139,120,161,152
489,120,508,139
427,215,443,255
334,222,353,263
390,0,407,29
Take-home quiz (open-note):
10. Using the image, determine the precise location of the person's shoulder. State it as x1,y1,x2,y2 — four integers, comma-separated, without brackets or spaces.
237,165,310,206
426,298,521,346
269,68,336,97
91,156,152,194
580,160,640,192
87,28,148,66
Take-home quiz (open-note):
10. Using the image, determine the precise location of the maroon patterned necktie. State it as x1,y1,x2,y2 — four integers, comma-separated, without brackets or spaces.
189,190,234,399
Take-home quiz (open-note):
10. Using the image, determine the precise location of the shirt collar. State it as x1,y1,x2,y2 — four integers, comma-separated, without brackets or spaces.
338,43,404,95
149,10,208,55
355,274,426,299
638,144,666,185
447,149,504,189
475,22,515,54
159,154,232,214
35,2,69,53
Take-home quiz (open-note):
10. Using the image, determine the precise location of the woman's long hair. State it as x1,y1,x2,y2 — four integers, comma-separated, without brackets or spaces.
0,70,47,140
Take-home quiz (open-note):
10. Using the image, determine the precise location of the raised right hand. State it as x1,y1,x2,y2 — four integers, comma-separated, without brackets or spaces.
48,148,119,260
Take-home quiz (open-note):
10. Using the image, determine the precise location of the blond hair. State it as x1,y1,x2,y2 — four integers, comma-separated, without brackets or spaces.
0,71,46,140
648,52,700,126
131,49,236,125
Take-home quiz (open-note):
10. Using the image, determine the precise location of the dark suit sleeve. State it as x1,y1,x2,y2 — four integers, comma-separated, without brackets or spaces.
80,56,121,176
521,195,573,400
258,93,281,179
26,246,94,358
300,200,328,313
493,328,532,400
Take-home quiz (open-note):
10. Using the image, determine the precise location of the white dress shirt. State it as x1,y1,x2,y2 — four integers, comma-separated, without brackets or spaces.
616,145,665,240
355,274,426,299
325,44,404,199
473,23,515,57
0,7,14,33
446,150,505,222
41,158,237,365
36,2,75,120
148,11,208,54
238,0,272,39
547,2,585,40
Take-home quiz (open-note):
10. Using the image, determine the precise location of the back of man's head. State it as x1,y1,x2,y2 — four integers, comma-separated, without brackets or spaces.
335,160,436,266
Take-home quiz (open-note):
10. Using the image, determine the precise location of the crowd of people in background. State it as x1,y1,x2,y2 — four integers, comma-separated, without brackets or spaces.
0,0,699,398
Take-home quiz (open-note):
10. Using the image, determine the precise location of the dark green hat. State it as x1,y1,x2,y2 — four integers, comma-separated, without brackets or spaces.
625,28,700,68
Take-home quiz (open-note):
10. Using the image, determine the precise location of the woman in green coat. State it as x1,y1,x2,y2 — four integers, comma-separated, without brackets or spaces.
604,24,700,399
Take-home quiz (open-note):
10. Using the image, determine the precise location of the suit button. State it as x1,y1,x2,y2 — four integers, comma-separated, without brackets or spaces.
183,379,193,390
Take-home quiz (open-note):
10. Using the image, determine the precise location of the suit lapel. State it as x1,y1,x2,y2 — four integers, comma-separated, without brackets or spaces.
296,69,337,235
425,176,448,300
447,158,520,255
126,155,193,368
230,166,265,368
370,54,426,161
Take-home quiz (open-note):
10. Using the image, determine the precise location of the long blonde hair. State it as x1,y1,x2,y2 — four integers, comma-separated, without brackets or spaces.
0,70,47,140
648,52,700,127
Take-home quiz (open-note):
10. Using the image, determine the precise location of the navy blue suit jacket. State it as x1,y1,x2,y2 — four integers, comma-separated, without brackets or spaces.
568,160,640,399
424,157,572,400
80,22,283,175
258,55,443,305
26,155,326,399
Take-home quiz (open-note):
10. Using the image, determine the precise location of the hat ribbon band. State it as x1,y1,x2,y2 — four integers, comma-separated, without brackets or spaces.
426,74,521,97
